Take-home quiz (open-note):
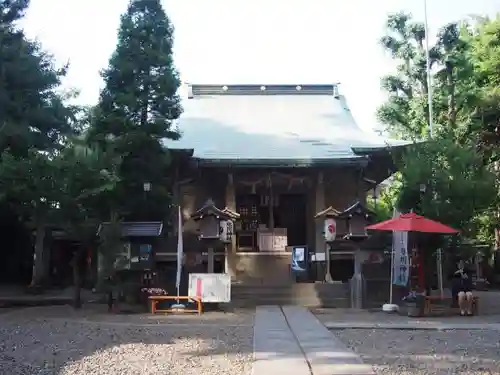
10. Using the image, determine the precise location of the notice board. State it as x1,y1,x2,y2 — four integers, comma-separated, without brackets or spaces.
188,273,231,303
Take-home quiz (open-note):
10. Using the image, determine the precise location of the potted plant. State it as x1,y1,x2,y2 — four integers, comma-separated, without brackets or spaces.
402,291,425,317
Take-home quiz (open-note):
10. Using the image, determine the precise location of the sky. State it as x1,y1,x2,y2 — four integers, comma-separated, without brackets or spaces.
20,0,500,133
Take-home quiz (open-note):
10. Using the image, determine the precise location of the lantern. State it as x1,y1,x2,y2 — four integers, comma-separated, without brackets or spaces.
324,218,337,242
219,220,234,243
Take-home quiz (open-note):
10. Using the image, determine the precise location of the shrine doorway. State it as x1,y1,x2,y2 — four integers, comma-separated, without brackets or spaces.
235,193,307,251
278,194,307,247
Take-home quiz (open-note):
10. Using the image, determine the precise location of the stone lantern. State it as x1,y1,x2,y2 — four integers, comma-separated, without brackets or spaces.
337,200,374,239
314,206,341,283
337,200,375,309
191,199,238,273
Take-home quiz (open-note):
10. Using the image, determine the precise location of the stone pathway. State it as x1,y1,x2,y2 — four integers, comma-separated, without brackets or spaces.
324,321,500,330
252,306,310,375
313,307,500,331
253,305,375,375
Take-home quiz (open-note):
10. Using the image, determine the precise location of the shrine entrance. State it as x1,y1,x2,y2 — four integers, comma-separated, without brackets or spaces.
278,194,307,247
235,192,307,251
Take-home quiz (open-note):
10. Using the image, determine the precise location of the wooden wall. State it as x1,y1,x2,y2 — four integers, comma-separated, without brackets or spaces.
165,165,368,283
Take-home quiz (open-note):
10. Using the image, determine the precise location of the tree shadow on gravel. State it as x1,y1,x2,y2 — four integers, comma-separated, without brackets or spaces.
0,304,255,375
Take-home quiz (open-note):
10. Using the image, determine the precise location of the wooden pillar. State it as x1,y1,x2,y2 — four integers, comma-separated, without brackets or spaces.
208,247,214,273
268,175,275,230
225,173,236,278
356,167,365,202
315,172,331,281
351,248,364,308
314,172,325,252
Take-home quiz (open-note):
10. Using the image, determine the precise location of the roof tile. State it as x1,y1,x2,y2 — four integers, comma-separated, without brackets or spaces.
165,84,406,164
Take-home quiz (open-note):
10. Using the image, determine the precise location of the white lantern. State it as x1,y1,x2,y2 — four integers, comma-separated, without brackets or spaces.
324,218,336,242
219,220,233,243
226,220,234,236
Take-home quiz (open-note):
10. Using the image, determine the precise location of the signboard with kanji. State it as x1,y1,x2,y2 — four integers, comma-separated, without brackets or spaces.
392,231,409,286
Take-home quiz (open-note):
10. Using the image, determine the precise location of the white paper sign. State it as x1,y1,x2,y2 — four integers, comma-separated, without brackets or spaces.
312,252,326,262
188,273,231,303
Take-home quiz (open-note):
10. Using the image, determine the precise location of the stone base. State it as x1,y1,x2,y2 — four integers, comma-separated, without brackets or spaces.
231,253,293,285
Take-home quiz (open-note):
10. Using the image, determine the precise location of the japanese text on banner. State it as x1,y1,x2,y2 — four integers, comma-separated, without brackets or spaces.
392,230,409,286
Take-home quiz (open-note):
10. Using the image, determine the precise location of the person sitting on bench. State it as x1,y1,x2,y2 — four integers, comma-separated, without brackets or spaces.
452,260,473,316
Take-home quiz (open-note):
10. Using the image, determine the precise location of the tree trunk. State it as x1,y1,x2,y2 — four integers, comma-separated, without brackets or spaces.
446,62,457,127
31,223,46,286
72,248,83,309
495,162,500,251
140,68,151,127
495,226,500,250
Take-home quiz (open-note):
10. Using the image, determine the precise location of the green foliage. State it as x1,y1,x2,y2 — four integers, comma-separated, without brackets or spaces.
377,12,432,140
90,0,182,221
377,13,500,247
366,175,403,222
0,150,61,223
0,0,77,221
0,0,186,292
471,212,496,246
96,0,182,138
397,136,496,234
54,136,121,237
465,17,500,163
0,2,73,156
366,197,392,222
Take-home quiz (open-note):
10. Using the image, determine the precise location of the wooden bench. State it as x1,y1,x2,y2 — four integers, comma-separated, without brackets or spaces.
148,295,202,315
424,295,479,316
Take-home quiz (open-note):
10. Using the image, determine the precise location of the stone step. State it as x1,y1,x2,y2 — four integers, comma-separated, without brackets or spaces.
231,283,349,307
232,291,349,298
232,284,349,295
230,296,350,308
232,282,349,291
230,282,350,307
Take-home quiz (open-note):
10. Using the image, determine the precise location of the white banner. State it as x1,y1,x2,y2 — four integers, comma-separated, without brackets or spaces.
392,230,409,286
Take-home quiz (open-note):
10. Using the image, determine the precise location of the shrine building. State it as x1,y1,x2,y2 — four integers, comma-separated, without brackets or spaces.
161,83,406,285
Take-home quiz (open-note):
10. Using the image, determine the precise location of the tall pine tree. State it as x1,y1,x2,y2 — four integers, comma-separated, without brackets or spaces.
92,0,182,220
0,0,76,285
0,0,73,156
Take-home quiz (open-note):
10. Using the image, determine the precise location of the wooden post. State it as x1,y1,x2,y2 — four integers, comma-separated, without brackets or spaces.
315,172,330,282
225,173,236,277
352,248,363,309
268,174,274,230
208,247,214,273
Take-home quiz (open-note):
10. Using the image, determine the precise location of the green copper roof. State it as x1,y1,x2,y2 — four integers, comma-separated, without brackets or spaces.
165,84,407,166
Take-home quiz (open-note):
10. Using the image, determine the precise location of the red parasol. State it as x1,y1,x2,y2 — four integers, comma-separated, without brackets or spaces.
365,212,458,234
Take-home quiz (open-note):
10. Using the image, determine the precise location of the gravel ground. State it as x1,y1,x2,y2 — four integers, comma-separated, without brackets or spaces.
0,309,253,375
333,328,500,375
